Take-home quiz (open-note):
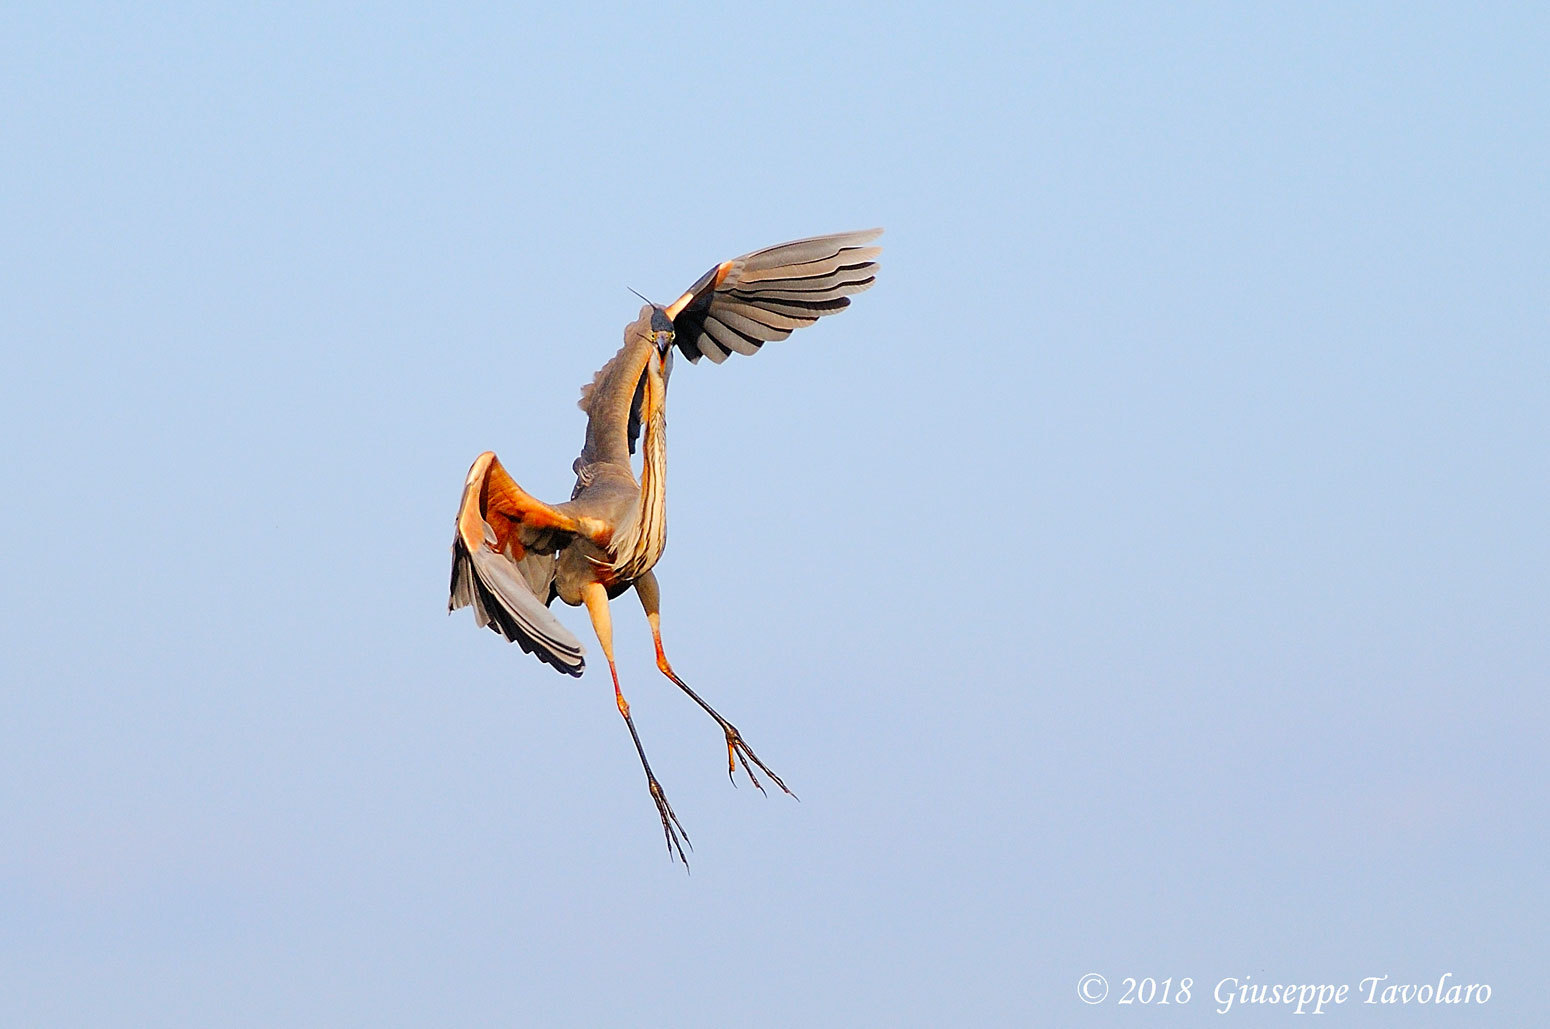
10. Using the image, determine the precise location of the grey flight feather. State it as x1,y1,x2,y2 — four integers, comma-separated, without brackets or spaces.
449,532,585,675
671,229,882,365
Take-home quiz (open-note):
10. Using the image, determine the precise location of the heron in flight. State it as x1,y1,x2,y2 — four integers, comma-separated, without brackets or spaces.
449,229,882,865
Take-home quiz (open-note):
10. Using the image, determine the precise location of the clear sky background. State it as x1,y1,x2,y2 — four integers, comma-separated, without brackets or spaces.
2,3,1546,1025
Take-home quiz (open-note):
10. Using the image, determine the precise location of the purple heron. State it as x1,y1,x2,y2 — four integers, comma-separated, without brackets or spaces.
449,229,882,865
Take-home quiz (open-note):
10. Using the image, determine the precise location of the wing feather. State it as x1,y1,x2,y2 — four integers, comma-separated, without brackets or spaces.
736,246,882,283
448,451,587,675
695,336,731,363
741,296,852,319
711,306,791,343
666,229,882,364
730,276,876,300
716,299,811,332
739,230,883,271
704,317,764,355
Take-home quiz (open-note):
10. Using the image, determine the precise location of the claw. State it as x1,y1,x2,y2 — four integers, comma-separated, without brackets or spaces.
723,724,794,799
647,775,692,868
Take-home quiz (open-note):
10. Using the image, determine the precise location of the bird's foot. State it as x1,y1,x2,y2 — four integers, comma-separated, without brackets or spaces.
723,724,795,799
647,774,691,868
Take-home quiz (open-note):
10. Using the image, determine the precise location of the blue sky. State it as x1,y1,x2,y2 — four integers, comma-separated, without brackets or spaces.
2,3,1546,1025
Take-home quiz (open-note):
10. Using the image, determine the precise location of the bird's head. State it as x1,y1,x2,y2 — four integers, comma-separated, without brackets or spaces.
649,305,675,355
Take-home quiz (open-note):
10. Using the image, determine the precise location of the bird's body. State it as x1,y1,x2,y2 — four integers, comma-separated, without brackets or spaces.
449,230,882,864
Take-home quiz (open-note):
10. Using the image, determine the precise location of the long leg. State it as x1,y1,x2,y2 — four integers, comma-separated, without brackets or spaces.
582,581,690,866
634,571,794,797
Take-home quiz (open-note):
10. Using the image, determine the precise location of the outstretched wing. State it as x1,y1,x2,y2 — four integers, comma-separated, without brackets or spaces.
665,228,883,364
448,451,602,676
